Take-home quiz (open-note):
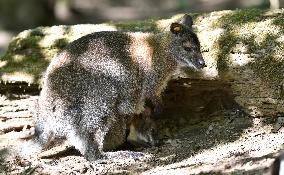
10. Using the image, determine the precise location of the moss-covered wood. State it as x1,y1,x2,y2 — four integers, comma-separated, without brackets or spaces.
1,9,284,117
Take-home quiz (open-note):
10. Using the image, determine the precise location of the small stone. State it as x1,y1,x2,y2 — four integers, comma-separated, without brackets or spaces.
80,167,88,174
224,164,231,169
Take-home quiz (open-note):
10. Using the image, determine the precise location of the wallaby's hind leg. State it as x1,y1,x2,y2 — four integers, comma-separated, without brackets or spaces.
66,111,124,161
67,129,103,161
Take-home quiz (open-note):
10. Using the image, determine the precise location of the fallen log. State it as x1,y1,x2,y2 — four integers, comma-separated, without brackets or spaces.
1,9,284,118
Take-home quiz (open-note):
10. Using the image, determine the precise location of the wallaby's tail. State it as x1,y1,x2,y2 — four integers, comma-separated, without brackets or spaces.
17,98,43,159
17,139,43,159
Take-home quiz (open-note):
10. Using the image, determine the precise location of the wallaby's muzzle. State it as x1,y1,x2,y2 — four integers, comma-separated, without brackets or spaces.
192,54,206,69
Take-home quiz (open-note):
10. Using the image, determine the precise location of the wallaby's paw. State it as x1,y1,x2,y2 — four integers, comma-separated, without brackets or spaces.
83,147,105,162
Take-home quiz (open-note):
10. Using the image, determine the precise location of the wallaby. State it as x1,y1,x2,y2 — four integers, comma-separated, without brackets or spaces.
32,14,206,161
127,102,158,147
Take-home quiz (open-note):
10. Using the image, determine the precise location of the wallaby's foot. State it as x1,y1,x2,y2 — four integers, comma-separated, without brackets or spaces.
80,144,105,161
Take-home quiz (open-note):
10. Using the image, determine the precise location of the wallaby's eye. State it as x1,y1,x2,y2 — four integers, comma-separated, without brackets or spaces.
182,40,193,52
183,47,192,52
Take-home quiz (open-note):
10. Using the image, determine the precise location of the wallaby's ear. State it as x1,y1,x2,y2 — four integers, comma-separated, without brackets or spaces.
180,14,193,29
170,23,183,35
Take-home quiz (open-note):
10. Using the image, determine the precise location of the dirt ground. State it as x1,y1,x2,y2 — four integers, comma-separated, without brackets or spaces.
0,92,284,175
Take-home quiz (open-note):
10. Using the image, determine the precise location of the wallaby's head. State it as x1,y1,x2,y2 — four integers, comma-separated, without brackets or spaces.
127,111,159,147
169,14,206,69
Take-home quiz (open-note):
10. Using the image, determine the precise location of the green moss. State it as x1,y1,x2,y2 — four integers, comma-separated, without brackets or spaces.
247,34,284,85
6,28,46,54
273,13,284,28
0,28,49,83
216,31,239,71
1,49,49,82
249,56,284,84
29,28,45,37
114,18,159,32
214,8,264,29
52,38,69,50
7,37,40,53
212,8,284,80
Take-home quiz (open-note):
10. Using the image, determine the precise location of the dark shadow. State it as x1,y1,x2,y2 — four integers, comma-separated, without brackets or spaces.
161,79,244,125
0,82,40,97
40,147,81,159
143,78,252,165
0,148,11,175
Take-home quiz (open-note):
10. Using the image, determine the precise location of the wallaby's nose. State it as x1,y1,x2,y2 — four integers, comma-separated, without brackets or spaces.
199,59,207,68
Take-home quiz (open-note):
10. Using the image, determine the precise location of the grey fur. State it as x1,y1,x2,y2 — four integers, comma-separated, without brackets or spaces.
33,14,205,161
